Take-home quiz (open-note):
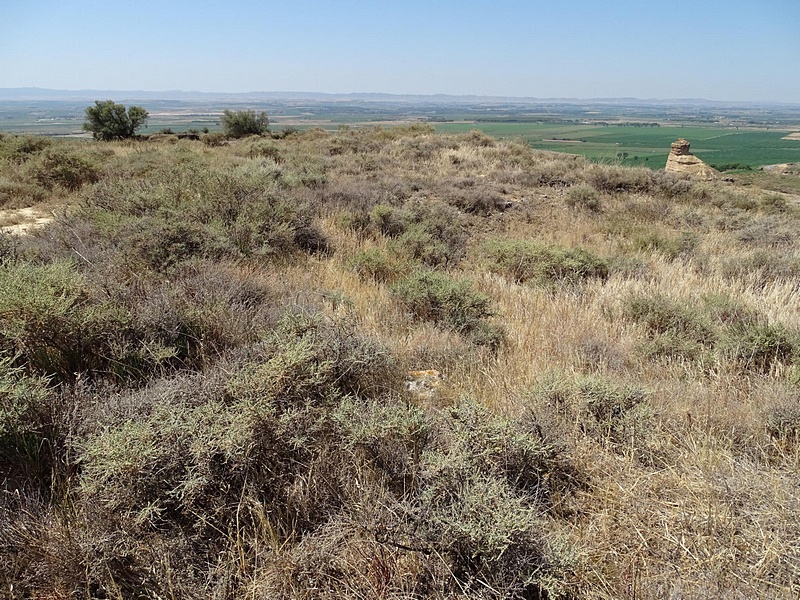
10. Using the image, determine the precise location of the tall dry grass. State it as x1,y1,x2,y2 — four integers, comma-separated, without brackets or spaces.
1,126,799,598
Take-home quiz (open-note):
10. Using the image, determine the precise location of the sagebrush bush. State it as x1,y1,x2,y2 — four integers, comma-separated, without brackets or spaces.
391,271,503,347
25,147,100,191
347,247,410,283
393,201,468,267
586,164,655,193
482,238,609,285
624,293,716,361
629,230,697,261
82,164,329,266
624,293,715,345
720,250,800,290
0,135,51,163
565,183,602,212
0,178,46,208
0,352,49,439
721,322,799,374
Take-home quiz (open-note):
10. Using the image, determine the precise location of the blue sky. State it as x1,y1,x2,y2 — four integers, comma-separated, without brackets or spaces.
2,0,799,102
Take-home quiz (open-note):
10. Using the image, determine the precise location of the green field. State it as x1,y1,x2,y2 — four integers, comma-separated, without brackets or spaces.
434,122,800,169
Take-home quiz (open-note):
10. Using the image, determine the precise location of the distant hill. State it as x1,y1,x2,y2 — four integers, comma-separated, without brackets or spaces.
2,87,798,108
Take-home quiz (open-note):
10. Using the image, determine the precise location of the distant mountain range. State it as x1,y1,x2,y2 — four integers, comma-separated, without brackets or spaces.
2,87,797,108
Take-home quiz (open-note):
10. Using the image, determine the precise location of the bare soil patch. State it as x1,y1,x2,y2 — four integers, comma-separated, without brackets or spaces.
0,206,54,235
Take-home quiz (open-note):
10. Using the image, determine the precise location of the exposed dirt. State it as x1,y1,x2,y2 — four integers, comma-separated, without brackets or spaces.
0,206,55,235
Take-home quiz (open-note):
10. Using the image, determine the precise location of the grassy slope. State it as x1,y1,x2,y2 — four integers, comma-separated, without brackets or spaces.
1,127,800,598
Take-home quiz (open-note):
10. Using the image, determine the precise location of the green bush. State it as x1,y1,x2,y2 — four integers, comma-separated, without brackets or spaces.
624,293,715,361
220,109,269,138
83,165,329,265
0,179,47,208
720,250,800,290
586,164,654,194
83,100,149,140
25,147,100,191
79,313,401,544
369,203,408,237
201,131,227,147
482,238,609,285
624,293,715,345
238,137,282,161
391,271,501,346
394,202,467,268
630,230,697,261
565,183,602,212
721,322,799,374
347,248,409,283
0,353,49,440
0,258,278,383
0,135,52,163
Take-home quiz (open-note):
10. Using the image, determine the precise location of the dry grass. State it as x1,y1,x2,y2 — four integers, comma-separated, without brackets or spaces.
2,126,800,598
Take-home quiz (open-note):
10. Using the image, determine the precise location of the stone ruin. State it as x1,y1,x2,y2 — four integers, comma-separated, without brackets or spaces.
664,138,719,180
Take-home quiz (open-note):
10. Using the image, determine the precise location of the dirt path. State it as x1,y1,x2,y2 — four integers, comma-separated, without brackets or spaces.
0,207,55,235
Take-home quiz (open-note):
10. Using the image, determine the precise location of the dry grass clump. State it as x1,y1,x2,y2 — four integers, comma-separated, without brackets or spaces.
2,126,800,598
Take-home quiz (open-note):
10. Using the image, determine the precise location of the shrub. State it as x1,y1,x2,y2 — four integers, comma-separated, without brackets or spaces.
766,400,800,445
82,165,329,264
720,251,800,290
0,352,49,440
629,230,697,261
79,313,400,542
624,293,715,345
578,376,647,423
482,238,609,285
0,135,52,163
624,293,715,360
238,138,282,161
394,202,467,268
0,179,47,208
369,203,408,237
721,322,799,374
347,248,409,283
702,294,760,327
586,164,654,194
26,148,100,191
83,100,149,140
221,109,269,138
0,260,179,382
391,271,499,346
201,131,227,147
565,183,602,212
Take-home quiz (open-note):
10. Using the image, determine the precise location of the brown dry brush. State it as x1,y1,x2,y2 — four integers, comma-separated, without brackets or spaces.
1,127,800,598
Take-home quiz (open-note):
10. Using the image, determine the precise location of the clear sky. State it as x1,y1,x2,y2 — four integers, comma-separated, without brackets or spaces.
2,0,799,102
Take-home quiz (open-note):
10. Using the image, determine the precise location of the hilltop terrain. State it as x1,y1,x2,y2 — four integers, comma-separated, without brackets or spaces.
1,126,800,598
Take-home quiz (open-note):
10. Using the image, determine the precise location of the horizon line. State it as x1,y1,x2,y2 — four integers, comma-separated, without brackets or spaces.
2,86,800,106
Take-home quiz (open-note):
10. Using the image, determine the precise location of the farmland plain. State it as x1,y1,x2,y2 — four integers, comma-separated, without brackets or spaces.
434,123,800,169
1,93,799,169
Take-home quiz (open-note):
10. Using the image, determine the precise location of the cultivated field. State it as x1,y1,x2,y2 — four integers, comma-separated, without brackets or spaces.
435,123,800,169
1,126,800,598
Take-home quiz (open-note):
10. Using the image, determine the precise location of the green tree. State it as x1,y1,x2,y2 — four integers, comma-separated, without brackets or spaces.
83,100,149,141
220,109,269,138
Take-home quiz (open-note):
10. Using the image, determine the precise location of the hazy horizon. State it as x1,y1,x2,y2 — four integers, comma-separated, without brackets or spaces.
4,86,800,106
4,0,800,104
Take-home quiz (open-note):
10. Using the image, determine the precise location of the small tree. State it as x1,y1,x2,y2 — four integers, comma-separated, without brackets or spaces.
83,100,149,141
220,109,269,138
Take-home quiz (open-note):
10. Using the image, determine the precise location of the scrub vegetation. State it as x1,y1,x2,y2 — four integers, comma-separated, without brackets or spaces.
1,124,800,598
